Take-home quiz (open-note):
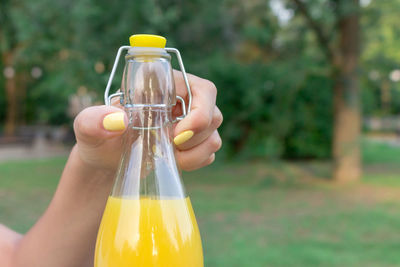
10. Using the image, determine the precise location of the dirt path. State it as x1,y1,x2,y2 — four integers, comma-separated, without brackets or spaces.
0,142,70,162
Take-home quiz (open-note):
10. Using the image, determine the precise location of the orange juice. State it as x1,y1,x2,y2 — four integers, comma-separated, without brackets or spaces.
95,196,203,267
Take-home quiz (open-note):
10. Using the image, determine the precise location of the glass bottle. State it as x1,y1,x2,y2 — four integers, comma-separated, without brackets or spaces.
94,34,203,267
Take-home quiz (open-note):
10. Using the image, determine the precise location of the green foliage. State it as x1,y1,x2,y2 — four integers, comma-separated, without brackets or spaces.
202,55,333,159
284,72,333,158
1,0,400,159
360,0,400,116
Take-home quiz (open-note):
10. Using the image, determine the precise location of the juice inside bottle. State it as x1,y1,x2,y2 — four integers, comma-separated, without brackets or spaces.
95,197,203,267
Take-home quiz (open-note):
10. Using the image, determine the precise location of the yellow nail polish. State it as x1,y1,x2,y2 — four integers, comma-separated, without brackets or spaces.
174,130,194,146
103,112,125,131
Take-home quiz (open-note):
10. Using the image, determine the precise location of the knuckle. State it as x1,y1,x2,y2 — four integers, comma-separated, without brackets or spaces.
195,112,212,131
178,159,189,171
73,113,83,134
204,80,217,94
209,133,222,152
74,118,89,138
218,112,223,127
212,109,223,129
73,108,93,137
206,154,216,165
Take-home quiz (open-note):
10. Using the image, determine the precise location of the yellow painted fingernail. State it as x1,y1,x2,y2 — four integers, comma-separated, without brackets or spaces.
174,130,194,146
103,112,125,131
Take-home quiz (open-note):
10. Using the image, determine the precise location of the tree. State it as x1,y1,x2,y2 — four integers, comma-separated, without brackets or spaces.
292,0,361,182
0,0,19,136
0,0,106,130
361,0,400,116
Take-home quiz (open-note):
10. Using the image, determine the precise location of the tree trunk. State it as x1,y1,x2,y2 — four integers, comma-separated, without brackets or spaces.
3,52,18,137
381,79,391,114
332,0,361,182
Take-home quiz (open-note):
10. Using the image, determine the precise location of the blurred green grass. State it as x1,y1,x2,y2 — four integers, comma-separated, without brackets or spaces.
362,139,400,164
1,140,400,266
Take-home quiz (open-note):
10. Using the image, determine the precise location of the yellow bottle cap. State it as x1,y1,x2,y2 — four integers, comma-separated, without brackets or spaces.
129,34,167,48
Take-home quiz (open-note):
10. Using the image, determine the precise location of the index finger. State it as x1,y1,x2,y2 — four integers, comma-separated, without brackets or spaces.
173,70,217,135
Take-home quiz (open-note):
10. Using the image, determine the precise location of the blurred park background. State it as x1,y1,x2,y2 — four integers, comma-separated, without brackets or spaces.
2,0,400,266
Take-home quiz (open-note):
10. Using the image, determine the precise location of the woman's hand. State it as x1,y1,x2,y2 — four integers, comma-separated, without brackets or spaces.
172,71,223,170
73,72,222,172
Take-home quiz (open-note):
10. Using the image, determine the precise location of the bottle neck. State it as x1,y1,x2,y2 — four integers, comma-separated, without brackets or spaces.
122,56,176,108
111,107,185,199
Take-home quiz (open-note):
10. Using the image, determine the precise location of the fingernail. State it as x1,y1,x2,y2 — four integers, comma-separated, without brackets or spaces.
103,112,125,131
174,130,194,145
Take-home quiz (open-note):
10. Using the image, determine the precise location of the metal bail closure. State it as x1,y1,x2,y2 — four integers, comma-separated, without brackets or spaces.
104,45,130,106
103,45,192,122
165,48,192,121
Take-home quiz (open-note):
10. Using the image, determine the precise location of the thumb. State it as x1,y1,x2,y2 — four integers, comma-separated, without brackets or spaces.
74,105,128,145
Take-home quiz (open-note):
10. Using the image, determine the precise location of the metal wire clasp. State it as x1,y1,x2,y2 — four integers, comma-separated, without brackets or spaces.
104,46,192,121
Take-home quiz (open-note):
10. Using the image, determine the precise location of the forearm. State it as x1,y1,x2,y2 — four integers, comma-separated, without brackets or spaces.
0,225,22,267
12,145,115,267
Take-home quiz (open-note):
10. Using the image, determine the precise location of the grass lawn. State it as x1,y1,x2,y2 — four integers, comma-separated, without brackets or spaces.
1,140,400,266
